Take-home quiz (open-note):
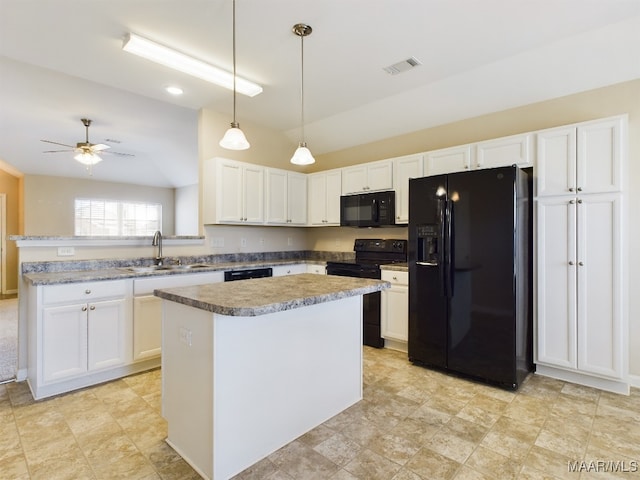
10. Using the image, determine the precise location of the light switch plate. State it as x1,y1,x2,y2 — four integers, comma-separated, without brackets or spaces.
57,247,75,256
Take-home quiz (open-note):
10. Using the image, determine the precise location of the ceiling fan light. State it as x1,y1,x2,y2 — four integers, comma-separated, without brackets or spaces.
290,143,315,165
74,152,103,166
123,33,263,97
219,124,250,150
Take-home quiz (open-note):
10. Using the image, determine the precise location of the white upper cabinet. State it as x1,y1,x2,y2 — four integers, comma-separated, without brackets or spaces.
425,133,532,176
287,172,308,225
537,116,624,197
342,159,393,194
392,154,423,224
265,169,307,225
203,158,264,224
475,133,532,170
308,169,342,225
265,168,288,224
424,145,473,175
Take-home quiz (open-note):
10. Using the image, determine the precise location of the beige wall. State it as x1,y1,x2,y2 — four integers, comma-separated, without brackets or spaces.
0,168,20,292
23,175,177,236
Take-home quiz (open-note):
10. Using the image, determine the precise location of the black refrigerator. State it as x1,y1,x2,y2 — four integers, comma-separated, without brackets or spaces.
408,165,532,389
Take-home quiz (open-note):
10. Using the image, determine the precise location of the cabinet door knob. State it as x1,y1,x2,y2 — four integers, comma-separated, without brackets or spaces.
570,200,576,204
82,306,88,311
90,305,96,310
577,199,583,204
85,289,91,294
578,261,584,266
577,187,582,192
569,261,575,266
569,187,575,192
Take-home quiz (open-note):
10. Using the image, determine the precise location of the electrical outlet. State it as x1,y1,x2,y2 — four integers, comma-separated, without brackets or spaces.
335,239,341,247
240,238,247,248
210,237,224,248
287,237,293,246
179,327,192,347
57,247,75,256
259,237,265,246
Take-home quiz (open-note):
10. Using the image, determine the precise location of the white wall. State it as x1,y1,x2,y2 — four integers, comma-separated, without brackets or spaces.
175,183,199,235
23,175,176,235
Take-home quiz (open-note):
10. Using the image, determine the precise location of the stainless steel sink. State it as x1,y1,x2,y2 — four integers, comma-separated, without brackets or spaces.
169,263,211,270
120,263,212,273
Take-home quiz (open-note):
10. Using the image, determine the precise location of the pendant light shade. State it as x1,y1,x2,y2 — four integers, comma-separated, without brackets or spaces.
220,122,250,150
290,23,314,165
220,0,250,150
291,142,315,165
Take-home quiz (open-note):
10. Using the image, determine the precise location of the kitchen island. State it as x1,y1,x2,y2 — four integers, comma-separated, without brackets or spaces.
154,273,389,480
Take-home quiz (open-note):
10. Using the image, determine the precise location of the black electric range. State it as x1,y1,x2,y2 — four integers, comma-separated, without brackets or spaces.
326,239,407,347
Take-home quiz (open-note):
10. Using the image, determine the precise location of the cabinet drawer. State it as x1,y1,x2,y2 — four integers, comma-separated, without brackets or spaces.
134,272,224,295
42,280,127,305
381,270,408,285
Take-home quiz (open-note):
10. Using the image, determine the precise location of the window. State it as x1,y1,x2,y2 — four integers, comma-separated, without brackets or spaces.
75,198,162,236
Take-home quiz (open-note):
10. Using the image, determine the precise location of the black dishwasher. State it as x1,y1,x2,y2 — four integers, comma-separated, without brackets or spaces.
224,267,273,282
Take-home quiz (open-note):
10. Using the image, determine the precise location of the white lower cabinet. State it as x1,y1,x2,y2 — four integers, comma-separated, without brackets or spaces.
31,280,132,397
42,303,88,382
306,264,326,275
42,291,128,383
272,264,307,276
536,193,626,392
132,272,224,362
380,270,408,351
132,295,163,361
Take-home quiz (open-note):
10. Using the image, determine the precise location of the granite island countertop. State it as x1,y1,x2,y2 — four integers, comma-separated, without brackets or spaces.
154,273,390,316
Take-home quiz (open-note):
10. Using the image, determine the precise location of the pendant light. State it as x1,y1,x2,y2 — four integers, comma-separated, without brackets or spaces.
290,23,315,165
219,0,250,150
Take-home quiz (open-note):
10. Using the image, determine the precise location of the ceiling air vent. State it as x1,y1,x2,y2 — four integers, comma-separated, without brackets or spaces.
383,56,422,75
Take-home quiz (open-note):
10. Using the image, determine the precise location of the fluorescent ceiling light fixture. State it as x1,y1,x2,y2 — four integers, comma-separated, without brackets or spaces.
165,86,184,95
123,33,263,97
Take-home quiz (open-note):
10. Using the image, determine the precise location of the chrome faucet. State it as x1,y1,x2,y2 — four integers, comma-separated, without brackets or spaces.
152,230,163,265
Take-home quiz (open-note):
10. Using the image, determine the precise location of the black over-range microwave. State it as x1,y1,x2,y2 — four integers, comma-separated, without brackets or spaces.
340,190,396,227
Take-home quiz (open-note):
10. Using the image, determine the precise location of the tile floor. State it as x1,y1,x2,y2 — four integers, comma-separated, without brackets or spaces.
1,347,639,479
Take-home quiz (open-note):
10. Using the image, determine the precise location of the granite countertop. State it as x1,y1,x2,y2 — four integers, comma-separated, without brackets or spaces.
380,263,408,272
154,274,390,317
23,259,327,286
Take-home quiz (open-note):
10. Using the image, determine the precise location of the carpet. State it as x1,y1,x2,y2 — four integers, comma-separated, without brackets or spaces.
0,298,18,382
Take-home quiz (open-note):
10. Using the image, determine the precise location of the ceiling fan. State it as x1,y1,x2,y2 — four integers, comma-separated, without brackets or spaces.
41,118,134,167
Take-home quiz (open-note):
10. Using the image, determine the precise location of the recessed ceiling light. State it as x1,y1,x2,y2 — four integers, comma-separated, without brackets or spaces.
122,33,263,97
165,86,184,95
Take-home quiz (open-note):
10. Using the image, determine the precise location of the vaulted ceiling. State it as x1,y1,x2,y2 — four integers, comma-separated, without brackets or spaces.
1,0,639,187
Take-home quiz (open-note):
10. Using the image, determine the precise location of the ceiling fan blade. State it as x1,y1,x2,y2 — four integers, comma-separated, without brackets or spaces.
103,150,135,157
41,139,75,148
92,143,111,151
42,149,74,153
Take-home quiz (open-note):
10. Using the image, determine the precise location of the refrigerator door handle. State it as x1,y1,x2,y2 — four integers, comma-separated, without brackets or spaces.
437,197,447,296
416,261,439,266
444,199,454,297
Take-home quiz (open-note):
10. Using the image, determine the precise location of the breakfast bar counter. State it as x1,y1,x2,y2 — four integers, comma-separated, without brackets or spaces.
154,274,389,480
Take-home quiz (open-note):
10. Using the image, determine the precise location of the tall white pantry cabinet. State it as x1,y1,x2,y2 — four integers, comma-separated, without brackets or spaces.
535,115,628,394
